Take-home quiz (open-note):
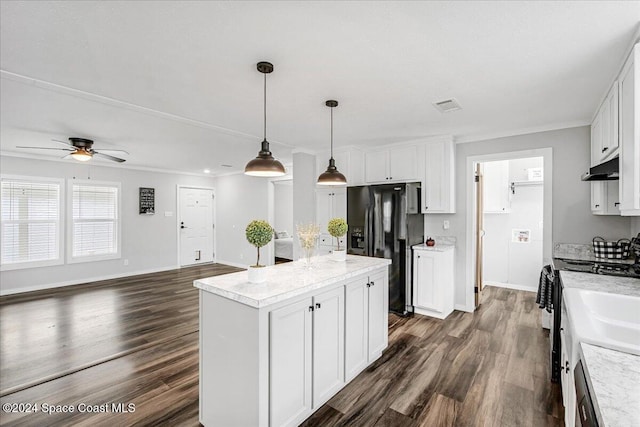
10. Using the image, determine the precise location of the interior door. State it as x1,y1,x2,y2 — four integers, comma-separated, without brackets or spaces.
475,164,484,308
179,187,214,266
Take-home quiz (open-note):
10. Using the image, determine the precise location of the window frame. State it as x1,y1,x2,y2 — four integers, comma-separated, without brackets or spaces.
67,179,122,264
0,174,65,271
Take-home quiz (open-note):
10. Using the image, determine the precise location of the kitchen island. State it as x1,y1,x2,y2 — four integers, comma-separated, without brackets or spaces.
194,254,391,427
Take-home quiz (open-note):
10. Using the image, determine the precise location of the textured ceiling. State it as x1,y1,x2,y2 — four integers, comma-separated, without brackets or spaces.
1,1,638,174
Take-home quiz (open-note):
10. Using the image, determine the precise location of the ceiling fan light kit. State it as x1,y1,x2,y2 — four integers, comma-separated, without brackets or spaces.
317,99,347,186
244,61,286,177
16,137,127,163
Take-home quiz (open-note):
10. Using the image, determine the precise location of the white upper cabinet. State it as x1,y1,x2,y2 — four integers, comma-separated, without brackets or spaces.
591,81,619,164
364,145,418,183
483,160,511,213
591,181,621,215
422,138,456,213
619,44,640,216
316,148,364,187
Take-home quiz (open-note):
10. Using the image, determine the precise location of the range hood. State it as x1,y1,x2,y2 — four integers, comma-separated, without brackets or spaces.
581,156,619,181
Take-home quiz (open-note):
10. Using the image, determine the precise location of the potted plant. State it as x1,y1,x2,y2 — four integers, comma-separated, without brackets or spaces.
245,219,273,283
327,217,348,261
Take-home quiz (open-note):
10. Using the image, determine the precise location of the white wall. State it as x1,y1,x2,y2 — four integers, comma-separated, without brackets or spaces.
0,155,216,295
483,157,544,290
215,172,271,268
292,152,317,259
273,181,293,235
425,126,632,309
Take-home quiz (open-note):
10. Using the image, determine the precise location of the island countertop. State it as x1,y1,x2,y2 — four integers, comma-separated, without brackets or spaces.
194,254,390,308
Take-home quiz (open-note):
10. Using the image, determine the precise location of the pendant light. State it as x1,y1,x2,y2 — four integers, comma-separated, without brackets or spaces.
317,100,347,186
244,61,286,177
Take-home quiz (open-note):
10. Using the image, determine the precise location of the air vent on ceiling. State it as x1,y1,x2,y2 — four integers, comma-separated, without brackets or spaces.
433,98,462,113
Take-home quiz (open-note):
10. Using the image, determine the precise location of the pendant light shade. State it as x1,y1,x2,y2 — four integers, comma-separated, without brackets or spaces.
245,61,286,177
317,100,347,186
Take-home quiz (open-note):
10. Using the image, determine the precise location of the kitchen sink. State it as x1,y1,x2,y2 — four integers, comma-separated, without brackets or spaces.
563,289,640,355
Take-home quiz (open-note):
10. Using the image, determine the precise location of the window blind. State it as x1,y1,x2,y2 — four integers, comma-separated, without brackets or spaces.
72,184,118,258
1,179,61,265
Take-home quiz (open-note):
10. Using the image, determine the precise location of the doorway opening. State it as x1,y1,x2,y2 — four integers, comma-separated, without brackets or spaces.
466,148,552,311
177,186,215,267
271,179,294,264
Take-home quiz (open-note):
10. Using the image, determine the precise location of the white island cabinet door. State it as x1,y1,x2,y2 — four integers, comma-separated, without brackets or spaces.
312,287,345,409
344,278,368,381
368,270,388,360
270,297,313,427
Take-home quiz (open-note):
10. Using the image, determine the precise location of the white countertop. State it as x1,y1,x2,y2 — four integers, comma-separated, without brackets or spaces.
412,243,455,252
580,343,640,427
560,270,640,426
194,254,390,308
560,270,640,297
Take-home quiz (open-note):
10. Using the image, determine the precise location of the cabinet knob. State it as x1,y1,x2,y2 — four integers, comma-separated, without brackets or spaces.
366,282,371,288
614,202,620,207
595,204,600,208
565,361,569,373
425,206,429,210
389,177,392,180
370,281,375,287
315,303,321,309
308,306,314,312
601,147,609,153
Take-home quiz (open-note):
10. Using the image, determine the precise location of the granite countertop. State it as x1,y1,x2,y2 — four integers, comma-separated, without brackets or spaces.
194,254,390,308
580,343,640,427
560,270,640,297
412,243,455,252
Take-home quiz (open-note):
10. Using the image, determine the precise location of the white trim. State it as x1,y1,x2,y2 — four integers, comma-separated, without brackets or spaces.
67,179,122,264
176,185,217,267
454,303,473,313
0,265,178,296
0,174,65,271
455,122,588,145
215,259,249,270
483,281,537,293
465,148,553,313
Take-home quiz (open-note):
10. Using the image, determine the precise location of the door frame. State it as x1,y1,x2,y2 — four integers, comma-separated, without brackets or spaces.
176,185,216,267
268,175,294,265
465,148,552,311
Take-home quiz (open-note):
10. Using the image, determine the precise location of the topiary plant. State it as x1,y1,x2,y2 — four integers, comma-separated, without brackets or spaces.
246,220,273,267
327,218,348,250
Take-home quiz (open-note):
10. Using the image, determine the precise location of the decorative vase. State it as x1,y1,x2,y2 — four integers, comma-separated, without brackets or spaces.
302,245,316,268
332,249,347,262
426,237,436,247
247,265,267,283
297,223,320,270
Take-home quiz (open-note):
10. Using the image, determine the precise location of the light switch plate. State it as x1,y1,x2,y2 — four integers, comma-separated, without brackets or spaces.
443,220,450,229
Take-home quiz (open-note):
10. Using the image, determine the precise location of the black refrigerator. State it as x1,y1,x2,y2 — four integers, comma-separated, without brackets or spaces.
347,183,424,315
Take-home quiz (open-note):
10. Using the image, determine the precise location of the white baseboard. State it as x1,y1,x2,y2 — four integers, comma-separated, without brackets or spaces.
0,265,178,296
215,259,249,270
484,281,537,293
455,303,474,313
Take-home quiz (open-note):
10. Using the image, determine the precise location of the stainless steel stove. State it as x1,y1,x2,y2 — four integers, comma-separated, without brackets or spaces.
552,257,640,279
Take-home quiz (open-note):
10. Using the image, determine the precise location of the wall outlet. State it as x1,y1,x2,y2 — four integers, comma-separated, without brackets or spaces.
239,253,243,260
443,220,450,230
123,259,129,266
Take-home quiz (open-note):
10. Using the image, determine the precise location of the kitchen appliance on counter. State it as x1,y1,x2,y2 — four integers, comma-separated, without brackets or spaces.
347,183,424,315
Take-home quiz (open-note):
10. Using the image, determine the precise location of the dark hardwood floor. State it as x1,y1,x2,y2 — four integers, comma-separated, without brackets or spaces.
0,267,564,427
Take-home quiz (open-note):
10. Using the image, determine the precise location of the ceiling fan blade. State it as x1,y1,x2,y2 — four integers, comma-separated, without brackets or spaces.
51,139,73,147
93,151,126,163
96,149,130,154
16,146,75,151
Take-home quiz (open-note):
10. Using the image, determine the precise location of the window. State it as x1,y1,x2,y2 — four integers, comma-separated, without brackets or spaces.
1,176,64,270
68,180,121,262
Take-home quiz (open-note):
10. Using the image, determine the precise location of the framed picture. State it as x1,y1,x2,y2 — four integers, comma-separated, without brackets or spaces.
139,187,155,215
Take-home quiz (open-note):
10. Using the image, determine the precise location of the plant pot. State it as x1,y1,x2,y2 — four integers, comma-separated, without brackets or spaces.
247,265,267,283
332,249,347,262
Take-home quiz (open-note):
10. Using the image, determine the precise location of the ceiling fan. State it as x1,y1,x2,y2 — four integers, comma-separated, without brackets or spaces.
16,137,129,163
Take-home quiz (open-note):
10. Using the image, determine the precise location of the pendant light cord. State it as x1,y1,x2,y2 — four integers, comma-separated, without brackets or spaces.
263,72,267,140
330,105,334,159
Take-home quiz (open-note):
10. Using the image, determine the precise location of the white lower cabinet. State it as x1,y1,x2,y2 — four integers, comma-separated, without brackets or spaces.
344,270,389,382
270,287,345,426
270,298,313,427
412,246,455,319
